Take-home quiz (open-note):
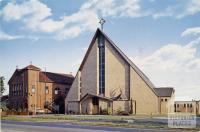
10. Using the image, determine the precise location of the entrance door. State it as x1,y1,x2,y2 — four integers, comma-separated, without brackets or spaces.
92,97,99,114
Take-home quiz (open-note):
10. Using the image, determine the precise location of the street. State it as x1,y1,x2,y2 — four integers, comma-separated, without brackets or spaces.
1,120,176,132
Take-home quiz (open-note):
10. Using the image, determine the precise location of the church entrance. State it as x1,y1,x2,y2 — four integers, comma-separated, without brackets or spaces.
92,97,99,114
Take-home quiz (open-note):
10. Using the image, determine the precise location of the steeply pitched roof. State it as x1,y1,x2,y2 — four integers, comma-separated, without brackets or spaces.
78,28,158,96
99,29,157,94
154,87,174,97
39,72,74,85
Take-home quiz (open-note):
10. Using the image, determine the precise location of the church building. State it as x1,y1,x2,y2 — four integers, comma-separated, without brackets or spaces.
65,28,175,115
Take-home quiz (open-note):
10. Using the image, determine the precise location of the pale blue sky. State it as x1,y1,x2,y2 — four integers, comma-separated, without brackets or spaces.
0,0,200,100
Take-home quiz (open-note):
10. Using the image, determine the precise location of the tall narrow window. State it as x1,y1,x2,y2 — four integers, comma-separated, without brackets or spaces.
55,88,60,95
21,84,24,96
45,86,49,94
190,104,192,108
98,34,105,95
32,85,35,93
13,85,15,95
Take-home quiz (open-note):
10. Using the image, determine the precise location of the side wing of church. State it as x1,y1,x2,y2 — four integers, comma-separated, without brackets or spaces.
65,28,174,115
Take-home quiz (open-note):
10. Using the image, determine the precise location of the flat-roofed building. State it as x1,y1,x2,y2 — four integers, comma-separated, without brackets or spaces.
174,100,200,115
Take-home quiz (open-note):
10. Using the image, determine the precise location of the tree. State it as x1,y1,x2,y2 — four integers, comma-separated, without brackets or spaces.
0,76,5,95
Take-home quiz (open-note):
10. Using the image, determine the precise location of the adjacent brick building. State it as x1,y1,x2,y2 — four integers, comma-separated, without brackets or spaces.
8,65,74,114
65,28,175,115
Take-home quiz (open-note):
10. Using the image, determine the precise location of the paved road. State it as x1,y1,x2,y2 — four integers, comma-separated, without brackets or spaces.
1,120,176,132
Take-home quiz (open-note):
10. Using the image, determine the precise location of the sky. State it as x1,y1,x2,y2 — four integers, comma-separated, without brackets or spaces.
0,0,200,101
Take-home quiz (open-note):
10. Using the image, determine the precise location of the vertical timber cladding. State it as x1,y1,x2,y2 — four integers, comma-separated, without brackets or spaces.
98,33,105,95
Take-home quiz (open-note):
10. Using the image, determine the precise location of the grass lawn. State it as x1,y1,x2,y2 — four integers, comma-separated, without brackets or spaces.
2,114,137,122
1,114,200,131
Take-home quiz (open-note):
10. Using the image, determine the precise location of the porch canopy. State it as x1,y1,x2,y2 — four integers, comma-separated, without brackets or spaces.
80,93,113,103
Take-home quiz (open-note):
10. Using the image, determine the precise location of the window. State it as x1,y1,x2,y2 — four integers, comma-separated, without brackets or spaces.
16,85,19,96
55,88,60,95
92,97,99,105
45,86,49,94
177,104,179,108
19,84,21,96
187,104,189,107
165,99,167,102
190,104,192,108
161,99,163,102
21,84,24,96
98,34,105,95
13,85,15,95
184,104,186,107
32,85,35,93
15,85,17,95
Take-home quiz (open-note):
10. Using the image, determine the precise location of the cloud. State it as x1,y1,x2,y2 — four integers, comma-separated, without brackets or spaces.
181,27,200,37
81,0,143,18
0,0,51,22
1,0,200,40
153,0,200,19
55,27,82,40
134,38,200,71
132,32,200,100
57,9,99,39
183,0,200,17
0,0,61,33
0,0,100,40
0,30,23,40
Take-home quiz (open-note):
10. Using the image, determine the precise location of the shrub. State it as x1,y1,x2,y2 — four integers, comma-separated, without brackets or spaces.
101,109,108,115
118,111,129,116
108,107,112,115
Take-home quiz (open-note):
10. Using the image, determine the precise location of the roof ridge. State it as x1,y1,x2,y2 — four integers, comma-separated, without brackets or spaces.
42,71,74,77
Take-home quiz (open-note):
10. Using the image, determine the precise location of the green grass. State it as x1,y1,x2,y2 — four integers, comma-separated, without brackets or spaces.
1,116,57,122
1,115,132,122
1,115,200,131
